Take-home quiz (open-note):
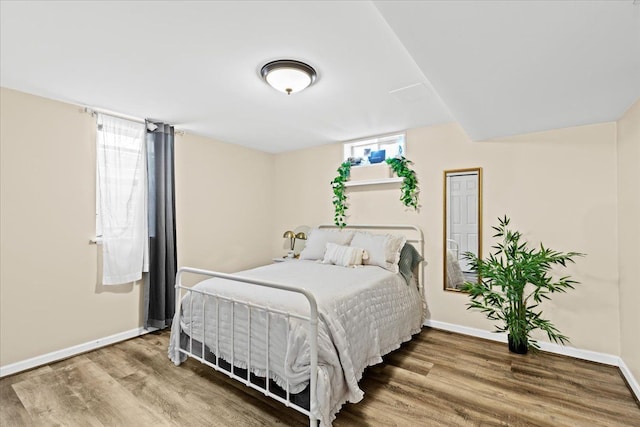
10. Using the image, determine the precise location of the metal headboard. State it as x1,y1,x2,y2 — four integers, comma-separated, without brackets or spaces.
317,224,425,293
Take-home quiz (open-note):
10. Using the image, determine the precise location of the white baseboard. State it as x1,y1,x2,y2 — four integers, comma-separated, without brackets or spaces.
424,319,639,401
619,357,640,402
535,340,620,366
424,319,618,364
0,326,157,378
424,319,509,344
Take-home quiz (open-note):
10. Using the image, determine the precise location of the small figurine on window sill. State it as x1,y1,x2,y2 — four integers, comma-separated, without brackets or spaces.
347,156,362,166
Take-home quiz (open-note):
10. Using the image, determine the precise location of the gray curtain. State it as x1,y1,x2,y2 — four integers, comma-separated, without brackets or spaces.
145,121,177,329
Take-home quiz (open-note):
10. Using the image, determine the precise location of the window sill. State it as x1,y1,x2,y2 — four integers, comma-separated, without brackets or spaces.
344,177,403,187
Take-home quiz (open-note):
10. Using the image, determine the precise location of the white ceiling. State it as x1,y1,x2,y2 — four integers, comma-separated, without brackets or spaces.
1,1,638,153
376,0,640,141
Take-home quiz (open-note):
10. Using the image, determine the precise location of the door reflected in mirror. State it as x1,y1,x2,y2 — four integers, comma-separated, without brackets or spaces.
443,168,482,292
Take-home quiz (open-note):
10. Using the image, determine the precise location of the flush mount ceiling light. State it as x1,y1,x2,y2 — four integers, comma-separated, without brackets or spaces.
260,59,317,95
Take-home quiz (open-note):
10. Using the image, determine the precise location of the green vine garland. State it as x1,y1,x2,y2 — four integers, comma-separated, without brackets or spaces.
385,156,420,210
331,161,352,228
331,156,419,228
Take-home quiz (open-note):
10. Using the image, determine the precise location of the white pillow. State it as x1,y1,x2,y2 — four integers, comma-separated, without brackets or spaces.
322,243,368,267
350,231,406,273
299,229,355,260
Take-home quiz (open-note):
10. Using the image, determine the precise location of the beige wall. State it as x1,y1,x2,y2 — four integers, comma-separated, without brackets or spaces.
175,132,275,276
0,88,143,366
0,88,276,366
616,98,640,382
272,143,342,254
274,122,621,355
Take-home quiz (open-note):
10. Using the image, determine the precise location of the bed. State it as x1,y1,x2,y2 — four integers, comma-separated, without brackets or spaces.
169,224,426,426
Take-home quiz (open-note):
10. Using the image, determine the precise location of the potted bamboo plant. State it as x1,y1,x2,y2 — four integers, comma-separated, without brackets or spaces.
462,216,584,353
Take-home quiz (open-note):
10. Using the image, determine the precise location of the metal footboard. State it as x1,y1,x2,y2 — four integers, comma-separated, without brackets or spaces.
174,267,319,427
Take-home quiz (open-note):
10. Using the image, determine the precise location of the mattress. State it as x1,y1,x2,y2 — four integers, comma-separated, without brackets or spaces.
169,260,425,426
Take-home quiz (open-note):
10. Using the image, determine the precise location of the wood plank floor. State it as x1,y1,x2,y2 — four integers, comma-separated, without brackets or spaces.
1,328,638,426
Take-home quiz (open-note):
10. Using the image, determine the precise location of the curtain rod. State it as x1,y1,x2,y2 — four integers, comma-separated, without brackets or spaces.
83,107,145,124
82,107,185,136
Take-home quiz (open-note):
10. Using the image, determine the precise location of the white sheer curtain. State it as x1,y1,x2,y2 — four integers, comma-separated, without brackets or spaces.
96,114,148,285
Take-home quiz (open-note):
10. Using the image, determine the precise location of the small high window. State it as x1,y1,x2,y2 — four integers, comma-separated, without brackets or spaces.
343,133,405,166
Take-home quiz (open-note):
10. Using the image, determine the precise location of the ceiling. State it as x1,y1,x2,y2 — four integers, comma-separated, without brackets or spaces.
1,1,638,153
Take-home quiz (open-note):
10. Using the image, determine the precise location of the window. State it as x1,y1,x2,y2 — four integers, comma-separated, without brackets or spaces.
96,113,148,285
96,121,146,238
343,133,406,165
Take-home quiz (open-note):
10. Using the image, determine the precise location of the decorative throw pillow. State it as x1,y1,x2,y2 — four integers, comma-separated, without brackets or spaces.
299,229,355,261
322,243,368,267
350,231,406,273
398,243,424,286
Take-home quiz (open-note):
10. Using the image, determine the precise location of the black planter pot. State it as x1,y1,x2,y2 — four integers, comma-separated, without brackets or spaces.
508,334,528,354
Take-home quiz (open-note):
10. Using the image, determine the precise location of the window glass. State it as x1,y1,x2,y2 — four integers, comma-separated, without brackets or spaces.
343,133,405,166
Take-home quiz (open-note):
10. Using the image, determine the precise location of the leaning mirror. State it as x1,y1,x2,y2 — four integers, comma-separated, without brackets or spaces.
443,168,482,292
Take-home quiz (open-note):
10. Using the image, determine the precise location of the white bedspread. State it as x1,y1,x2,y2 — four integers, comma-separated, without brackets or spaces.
169,260,425,426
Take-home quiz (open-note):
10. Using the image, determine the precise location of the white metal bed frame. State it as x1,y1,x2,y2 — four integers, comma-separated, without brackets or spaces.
172,224,424,426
